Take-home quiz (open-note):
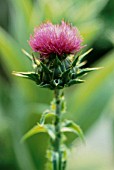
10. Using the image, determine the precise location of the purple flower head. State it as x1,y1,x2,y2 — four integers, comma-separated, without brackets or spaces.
29,21,84,59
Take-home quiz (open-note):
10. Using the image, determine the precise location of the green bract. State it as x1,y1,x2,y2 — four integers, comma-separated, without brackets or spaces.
13,49,100,90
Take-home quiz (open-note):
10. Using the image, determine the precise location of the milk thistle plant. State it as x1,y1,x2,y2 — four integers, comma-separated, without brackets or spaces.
13,21,99,170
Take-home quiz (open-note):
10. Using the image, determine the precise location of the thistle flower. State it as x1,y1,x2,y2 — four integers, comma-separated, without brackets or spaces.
14,21,99,90
29,21,84,59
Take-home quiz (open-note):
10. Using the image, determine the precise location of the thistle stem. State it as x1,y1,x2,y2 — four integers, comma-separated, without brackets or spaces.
52,89,62,170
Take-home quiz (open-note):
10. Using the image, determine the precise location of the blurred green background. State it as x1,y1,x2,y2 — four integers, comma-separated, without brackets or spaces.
0,0,114,170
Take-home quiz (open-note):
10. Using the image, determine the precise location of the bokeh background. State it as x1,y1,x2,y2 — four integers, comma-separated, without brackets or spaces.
0,0,114,170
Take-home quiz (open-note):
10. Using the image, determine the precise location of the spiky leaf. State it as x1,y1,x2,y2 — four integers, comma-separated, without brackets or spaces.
72,55,79,67
62,68,71,83
40,83,52,89
22,49,33,60
77,67,102,78
41,62,52,74
54,56,62,66
12,71,40,84
77,48,93,64
67,79,85,86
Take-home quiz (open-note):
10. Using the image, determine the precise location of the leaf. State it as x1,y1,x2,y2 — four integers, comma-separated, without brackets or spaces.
32,53,40,66
45,113,56,120
12,71,40,84
61,120,85,142
40,84,52,89
67,79,85,86
22,49,32,60
41,62,52,74
72,55,79,67
77,61,87,68
21,124,47,142
76,67,102,78
77,48,93,64
61,69,71,83
21,123,56,142
45,124,55,140
40,62,52,80
54,56,62,66
40,110,56,124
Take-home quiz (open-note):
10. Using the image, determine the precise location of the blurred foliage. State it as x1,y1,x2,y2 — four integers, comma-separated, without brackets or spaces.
0,0,114,169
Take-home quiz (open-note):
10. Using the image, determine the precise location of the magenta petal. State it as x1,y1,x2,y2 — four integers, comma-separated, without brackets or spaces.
29,21,84,58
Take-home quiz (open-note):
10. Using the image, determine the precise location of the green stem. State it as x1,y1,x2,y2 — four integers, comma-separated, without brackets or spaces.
52,89,62,170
